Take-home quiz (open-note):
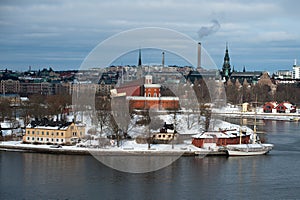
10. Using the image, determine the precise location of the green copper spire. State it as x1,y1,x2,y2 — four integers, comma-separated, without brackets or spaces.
222,42,231,79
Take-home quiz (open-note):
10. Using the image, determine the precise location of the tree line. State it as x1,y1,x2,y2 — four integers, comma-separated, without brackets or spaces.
225,83,300,106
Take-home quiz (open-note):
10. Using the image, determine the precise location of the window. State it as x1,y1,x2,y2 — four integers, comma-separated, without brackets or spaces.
154,93,157,97
32,131,35,134
41,138,43,141
73,132,77,136
61,132,64,136
148,93,151,97
51,138,54,142
56,139,59,142
32,137,34,140
37,138,39,141
42,131,44,135
51,132,54,136
46,132,49,136
61,139,64,142
27,137,30,140
56,132,59,136
46,138,49,141
27,131,30,135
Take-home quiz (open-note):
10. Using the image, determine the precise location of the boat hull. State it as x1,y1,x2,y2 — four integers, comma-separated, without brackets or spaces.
226,144,273,156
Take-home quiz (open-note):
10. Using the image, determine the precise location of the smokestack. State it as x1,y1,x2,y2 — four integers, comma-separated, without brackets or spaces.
294,59,297,66
197,42,201,70
162,52,165,67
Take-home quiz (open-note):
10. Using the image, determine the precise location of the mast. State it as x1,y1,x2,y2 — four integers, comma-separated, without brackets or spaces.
239,113,242,144
253,96,258,144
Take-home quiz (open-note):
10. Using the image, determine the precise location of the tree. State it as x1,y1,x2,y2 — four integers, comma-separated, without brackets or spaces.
46,94,71,120
27,94,47,120
95,95,111,136
0,98,12,121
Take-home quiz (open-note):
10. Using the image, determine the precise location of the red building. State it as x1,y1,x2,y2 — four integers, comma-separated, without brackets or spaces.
192,130,251,148
263,101,297,113
275,102,296,113
112,75,179,110
263,102,277,113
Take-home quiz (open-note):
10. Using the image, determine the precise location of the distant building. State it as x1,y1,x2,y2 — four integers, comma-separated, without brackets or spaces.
275,102,297,113
229,71,262,85
263,101,296,113
292,59,300,79
23,120,85,145
275,70,293,79
0,79,20,94
263,102,278,113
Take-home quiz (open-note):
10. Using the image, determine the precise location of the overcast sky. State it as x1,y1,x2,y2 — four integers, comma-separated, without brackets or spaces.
1,0,300,73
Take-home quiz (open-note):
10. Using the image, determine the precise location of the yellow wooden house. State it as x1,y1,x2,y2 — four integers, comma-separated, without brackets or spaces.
23,121,85,145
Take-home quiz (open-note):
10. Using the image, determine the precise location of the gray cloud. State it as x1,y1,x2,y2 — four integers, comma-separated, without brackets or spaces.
0,0,299,72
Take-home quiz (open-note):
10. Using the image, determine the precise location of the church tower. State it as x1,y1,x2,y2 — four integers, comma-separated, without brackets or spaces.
222,43,231,80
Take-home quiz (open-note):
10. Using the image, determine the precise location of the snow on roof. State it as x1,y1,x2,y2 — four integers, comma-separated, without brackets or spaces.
144,84,161,88
265,102,278,107
283,102,294,109
127,96,179,100
192,131,231,139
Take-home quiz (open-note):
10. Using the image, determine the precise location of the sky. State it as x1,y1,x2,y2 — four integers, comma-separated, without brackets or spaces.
1,0,300,73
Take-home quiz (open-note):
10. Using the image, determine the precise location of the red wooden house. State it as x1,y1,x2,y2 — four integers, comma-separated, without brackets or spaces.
275,102,296,113
263,102,277,113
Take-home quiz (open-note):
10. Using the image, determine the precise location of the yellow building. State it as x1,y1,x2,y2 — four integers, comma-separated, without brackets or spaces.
23,121,85,145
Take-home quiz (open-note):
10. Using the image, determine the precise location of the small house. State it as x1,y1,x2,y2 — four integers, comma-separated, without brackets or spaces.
263,102,278,113
275,102,297,113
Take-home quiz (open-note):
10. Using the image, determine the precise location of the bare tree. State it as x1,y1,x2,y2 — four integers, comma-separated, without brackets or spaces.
0,98,12,121
95,95,111,136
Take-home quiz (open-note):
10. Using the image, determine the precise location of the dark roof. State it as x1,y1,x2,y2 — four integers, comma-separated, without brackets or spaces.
230,71,263,77
29,118,72,129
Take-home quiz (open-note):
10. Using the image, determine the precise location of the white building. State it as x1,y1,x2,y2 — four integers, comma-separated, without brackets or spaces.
292,59,300,79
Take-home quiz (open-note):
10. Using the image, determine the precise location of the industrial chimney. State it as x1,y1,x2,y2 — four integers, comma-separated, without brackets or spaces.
197,42,201,70
162,51,165,67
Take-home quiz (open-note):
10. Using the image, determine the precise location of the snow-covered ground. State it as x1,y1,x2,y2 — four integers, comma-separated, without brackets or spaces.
0,116,249,155
1,109,256,155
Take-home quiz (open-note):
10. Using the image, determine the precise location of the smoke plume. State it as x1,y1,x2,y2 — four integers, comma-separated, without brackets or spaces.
197,20,221,39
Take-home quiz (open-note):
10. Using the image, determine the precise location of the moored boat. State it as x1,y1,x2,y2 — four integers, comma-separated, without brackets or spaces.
226,143,274,156
226,100,274,156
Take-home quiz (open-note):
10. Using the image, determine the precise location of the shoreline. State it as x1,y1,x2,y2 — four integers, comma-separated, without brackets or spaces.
213,111,300,121
0,141,227,156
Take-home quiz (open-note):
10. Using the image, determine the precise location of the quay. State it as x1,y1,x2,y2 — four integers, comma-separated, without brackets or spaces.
0,142,227,156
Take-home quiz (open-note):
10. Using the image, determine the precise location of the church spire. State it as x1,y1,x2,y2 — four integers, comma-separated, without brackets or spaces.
222,42,231,80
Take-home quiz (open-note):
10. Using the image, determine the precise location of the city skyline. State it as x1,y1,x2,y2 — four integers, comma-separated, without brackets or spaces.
1,0,300,73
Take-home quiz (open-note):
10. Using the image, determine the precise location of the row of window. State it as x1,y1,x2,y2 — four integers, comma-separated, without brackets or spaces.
26,137,64,143
27,130,64,136
144,93,161,97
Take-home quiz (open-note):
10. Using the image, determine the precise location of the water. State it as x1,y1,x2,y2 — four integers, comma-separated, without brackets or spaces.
1,121,300,200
